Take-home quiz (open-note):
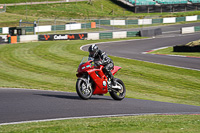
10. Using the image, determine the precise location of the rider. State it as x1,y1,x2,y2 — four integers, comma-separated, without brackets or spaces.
88,44,116,86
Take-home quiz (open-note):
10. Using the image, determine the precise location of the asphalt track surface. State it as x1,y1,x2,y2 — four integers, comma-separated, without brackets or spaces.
0,88,200,125
1,33,200,125
83,33,200,71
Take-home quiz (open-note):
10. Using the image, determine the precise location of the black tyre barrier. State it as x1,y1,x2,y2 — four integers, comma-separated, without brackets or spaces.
140,28,162,37
0,37,3,44
173,45,200,52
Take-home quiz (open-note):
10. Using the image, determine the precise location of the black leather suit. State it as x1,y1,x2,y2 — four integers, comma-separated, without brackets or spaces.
89,50,115,85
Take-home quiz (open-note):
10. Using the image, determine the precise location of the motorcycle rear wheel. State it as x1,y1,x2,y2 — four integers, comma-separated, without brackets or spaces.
109,78,126,100
76,78,93,100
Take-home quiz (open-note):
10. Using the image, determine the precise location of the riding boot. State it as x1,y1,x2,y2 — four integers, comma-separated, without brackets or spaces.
108,71,116,86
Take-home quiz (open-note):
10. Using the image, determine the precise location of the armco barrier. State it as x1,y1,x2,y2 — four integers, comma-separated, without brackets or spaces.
163,17,176,23
138,19,152,25
113,31,127,39
25,27,34,32
186,15,197,21
2,27,9,34
1,15,200,35
2,15,200,35
95,20,110,25
87,33,99,40
65,23,81,30
8,30,141,43
127,31,139,37
93,15,200,26
51,25,65,31
35,25,51,32
125,20,138,25
152,18,163,24
176,17,186,22
140,28,162,37
181,27,195,34
20,35,38,42
99,32,112,39
195,26,200,32
110,20,125,25
81,23,91,29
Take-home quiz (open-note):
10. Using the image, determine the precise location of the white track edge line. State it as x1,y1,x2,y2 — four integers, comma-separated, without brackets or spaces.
1,112,200,126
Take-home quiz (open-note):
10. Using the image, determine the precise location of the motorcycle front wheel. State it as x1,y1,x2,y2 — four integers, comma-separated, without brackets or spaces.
76,78,93,100
109,78,126,100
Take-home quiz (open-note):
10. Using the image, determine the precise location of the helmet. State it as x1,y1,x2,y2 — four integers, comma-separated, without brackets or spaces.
88,44,98,58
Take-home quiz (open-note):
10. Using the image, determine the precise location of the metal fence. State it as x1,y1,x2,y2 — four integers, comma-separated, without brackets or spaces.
32,17,159,35
3,15,200,37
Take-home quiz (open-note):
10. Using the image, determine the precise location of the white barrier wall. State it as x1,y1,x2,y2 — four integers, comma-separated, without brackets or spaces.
110,20,125,25
35,25,51,32
2,27,9,34
181,27,195,34
113,31,127,39
87,33,99,40
138,19,152,25
163,17,176,23
186,15,198,21
20,35,38,42
65,23,81,30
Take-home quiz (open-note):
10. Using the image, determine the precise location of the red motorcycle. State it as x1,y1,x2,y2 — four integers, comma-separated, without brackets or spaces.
76,57,126,100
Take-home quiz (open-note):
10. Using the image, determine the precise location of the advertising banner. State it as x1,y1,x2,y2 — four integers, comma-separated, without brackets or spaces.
38,33,87,41
38,34,54,41
67,33,87,40
38,34,68,41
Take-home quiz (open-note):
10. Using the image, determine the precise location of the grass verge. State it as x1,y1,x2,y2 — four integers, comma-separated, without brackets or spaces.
0,37,199,106
1,0,200,27
148,46,200,57
0,115,200,133
5,1,200,19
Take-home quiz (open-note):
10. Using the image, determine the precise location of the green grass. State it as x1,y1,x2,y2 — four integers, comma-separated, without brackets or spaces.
5,0,200,19
0,0,200,28
148,47,200,57
0,38,199,132
0,12,38,27
5,0,132,19
0,115,200,133
0,38,199,106
1,0,200,27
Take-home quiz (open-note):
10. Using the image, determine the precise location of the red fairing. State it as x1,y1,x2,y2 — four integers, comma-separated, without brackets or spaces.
111,66,121,75
76,58,121,95
87,65,108,94
77,62,92,74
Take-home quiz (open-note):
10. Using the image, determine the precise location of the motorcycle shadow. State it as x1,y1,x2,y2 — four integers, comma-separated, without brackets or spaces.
35,93,113,101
